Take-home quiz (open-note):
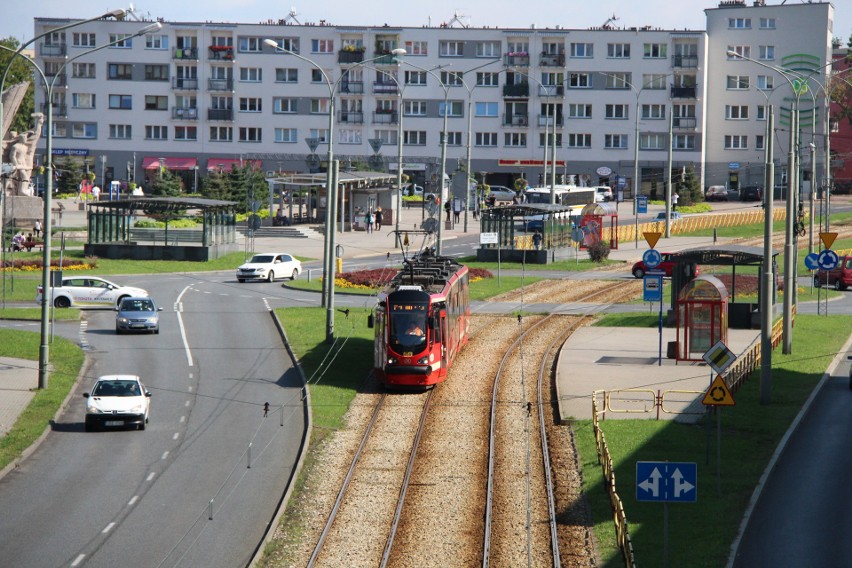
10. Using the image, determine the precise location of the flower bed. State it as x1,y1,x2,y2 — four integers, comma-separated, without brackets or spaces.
2,257,96,272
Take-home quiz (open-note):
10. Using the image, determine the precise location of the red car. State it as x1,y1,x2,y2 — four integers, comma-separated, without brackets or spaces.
632,253,701,279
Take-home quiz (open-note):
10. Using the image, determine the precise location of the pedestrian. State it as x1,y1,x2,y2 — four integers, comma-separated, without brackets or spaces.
375,207,383,231
444,200,451,222
672,192,679,211
453,198,461,223
91,185,101,202
364,209,374,233
33,220,41,239
532,230,542,250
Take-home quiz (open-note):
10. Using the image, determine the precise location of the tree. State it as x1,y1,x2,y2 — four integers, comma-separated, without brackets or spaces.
0,37,35,134
676,164,703,206
149,167,183,197
199,168,230,202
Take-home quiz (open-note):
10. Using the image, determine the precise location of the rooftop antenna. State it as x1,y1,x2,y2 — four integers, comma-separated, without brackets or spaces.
447,10,470,29
602,14,619,29
284,8,302,25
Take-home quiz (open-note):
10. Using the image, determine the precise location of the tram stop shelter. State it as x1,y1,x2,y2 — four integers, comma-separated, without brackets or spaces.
476,203,578,264
578,202,619,250
665,245,778,330
675,274,729,362
84,197,239,261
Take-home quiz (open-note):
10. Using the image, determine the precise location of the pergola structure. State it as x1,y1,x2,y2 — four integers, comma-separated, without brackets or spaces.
84,196,239,261
477,203,578,263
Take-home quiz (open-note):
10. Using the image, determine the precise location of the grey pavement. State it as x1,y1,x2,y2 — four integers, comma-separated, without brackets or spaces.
0,357,40,437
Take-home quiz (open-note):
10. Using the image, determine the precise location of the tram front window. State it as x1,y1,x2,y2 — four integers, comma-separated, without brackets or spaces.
391,314,427,350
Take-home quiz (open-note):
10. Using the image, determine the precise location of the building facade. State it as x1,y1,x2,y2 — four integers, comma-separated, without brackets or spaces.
30,1,836,196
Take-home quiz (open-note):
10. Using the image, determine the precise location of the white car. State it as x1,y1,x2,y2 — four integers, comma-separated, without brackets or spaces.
36,276,149,309
236,252,301,282
593,186,613,202
83,375,151,431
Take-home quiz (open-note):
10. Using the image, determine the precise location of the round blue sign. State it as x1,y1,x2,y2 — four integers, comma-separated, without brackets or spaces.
817,250,839,271
804,253,820,271
643,249,662,268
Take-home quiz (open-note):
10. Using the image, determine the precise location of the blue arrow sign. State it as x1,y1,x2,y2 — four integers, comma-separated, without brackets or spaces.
636,461,697,503
643,249,662,269
804,253,820,271
817,250,839,271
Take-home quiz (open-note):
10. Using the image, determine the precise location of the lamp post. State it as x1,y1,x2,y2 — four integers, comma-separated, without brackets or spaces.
265,38,404,343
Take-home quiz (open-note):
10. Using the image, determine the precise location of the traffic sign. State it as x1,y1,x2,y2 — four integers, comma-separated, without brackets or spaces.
702,375,736,406
247,214,262,231
636,461,697,503
817,249,839,271
819,232,838,249
702,340,736,375
637,195,648,214
643,274,663,302
804,253,820,271
643,231,662,249
480,232,498,244
643,249,662,268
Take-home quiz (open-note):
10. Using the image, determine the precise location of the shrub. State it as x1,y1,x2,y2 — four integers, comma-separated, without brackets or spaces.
587,241,611,263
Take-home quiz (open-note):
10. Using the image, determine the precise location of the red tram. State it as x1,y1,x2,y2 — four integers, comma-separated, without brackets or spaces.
372,252,470,389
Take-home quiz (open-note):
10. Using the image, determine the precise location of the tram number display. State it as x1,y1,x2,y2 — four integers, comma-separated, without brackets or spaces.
390,303,427,312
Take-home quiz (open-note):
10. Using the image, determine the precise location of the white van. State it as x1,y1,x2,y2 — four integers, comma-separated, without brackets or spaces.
593,186,613,202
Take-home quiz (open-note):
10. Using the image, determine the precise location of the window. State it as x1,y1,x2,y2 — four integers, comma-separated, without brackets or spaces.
538,132,562,147
72,93,95,109
272,37,299,53
476,41,501,57
145,125,168,140
568,103,592,118
756,135,765,150
643,74,667,89
309,128,329,142
405,71,426,86
73,62,96,78
604,134,628,149
757,105,767,121
728,18,751,29
239,97,262,112
672,134,695,150
504,132,527,147
144,65,169,81
273,128,298,143
759,18,776,30
273,98,297,113
507,40,529,54
759,45,775,61
109,124,131,139
439,41,464,57
404,40,428,56
310,99,330,114
642,104,665,119
404,101,427,116
567,133,592,148
239,127,262,142
727,45,751,59
640,134,667,150
145,35,168,50
724,135,748,149
757,75,774,90
175,126,197,141
404,131,427,145
727,75,749,90
210,126,233,142
440,71,464,87
605,104,628,119
570,43,593,58
726,105,749,120
108,34,133,48
52,123,67,138
442,132,463,146
276,68,297,83
72,33,95,47
311,39,334,53
568,72,591,88
374,129,398,145
238,37,262,52
439,101,463,117
475,102,498,117
108,94,132,109
608,43,630,58
606,73,631,89
338,129,362,144
210,36,233,48
108,64,133,80
476,72,499,87
145,95,168,111
475,132,497,147
72,123,97,139
644,43,667,59
240,67,262,82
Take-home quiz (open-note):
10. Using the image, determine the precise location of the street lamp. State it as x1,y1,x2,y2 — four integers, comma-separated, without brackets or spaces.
264,38,405,343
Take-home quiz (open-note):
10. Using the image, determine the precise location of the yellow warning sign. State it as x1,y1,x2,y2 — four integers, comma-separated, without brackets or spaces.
702,375,736,406
819,232,838,250
643,232,662,249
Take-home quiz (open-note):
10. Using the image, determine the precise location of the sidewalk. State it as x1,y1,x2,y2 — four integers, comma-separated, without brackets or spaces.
0,357,39,437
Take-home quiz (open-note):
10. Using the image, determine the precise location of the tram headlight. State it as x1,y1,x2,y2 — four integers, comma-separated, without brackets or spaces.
417,356,430,365
387,356,398,365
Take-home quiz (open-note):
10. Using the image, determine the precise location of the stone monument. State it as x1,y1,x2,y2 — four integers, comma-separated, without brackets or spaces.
1,83,45,231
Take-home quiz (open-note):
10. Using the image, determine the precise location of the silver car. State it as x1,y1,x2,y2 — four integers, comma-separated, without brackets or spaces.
115,297,162,334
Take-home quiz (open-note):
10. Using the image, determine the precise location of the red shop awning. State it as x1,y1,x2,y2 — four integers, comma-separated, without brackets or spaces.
206,158,262,171
142,156,198,170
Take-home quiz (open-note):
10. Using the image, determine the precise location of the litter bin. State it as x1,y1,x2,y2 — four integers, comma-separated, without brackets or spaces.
667,341,678,360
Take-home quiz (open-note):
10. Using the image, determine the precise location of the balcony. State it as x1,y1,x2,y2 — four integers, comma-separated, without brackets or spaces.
208,46,234,60
338,49,365,64
41,103,67,117
670,85,697,99
338,110,364,124
373,81,399,94
503,83,529,97
504,53,529,67
537,114,563,127
671,54,698,68
539,53,565,67
172,107,199,120
208,78,234,91
208,108,233,121
372,53,399,65
172,77,199,90
373,110,398,124
340,81,364,94
503,113,529,127
538,84,564,97
672,116,697,129
43,73,67,87
40,43,66,57
173,47,199,60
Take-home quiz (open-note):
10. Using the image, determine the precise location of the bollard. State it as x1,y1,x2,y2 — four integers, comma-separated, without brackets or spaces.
713,227,717,245
336,257,342,274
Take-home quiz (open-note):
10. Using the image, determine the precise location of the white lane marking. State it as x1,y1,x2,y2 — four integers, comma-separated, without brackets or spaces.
128,496,139,506
102,522,115,534
185,400,191,407
146,472,156,482
175,286,194,367
71,554,86,566
161,451,169,460
173,432,180,440
187,386,193,392
180,416,186,423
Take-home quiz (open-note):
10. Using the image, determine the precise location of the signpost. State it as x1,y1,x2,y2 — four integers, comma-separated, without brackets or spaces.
702,341,736,495
481,232,500,285
636,461,697,568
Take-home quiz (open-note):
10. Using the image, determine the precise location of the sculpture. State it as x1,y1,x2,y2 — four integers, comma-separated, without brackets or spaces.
2,113,44,196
